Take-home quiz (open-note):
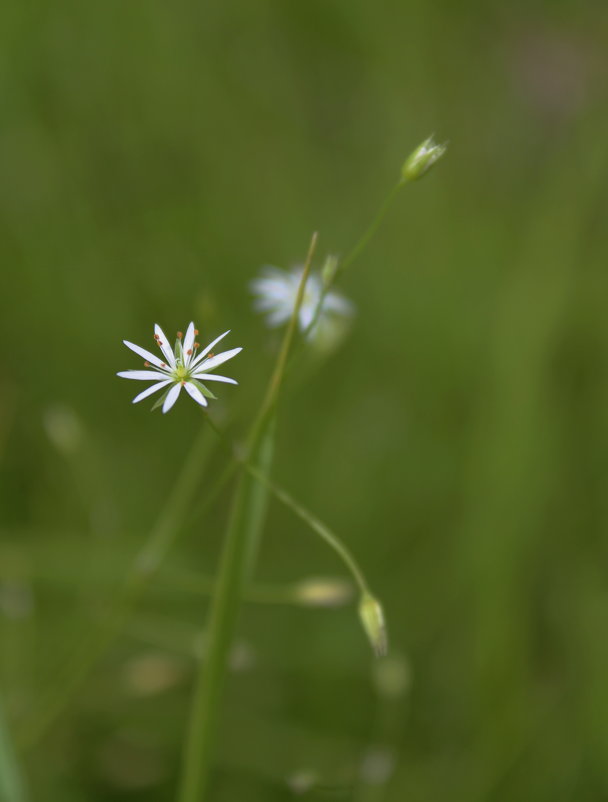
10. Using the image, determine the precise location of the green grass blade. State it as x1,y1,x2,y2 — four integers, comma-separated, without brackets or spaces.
177,233,318,802
0,696,28,802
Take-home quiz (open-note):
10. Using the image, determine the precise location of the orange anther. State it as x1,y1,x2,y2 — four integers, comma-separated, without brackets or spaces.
144,361,149,367
177,331,183,339
194,342,200,349
186,349,192,355
208,352,215,359
161,362,166,367
194,329,199,335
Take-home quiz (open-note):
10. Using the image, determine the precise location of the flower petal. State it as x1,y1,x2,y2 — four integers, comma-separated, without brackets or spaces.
183,322,196,366
154,324,177,368
190,330,231,369
184,381,208,407
117,370,171,381
132,379,172,404
265,308,291,327
191,373,237,385
324,291,355,316
162,383,182,413
298,303,317,332
123,340,169,370
195,347,242,373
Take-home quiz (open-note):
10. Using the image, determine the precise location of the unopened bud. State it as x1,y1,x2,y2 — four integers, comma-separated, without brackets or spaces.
358,592,388,657
294,576,354,607
401,136,447,183
321,254,339,288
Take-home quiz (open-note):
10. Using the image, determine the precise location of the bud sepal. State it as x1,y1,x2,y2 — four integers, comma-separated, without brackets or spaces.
401,136,447,183
358,592,388,657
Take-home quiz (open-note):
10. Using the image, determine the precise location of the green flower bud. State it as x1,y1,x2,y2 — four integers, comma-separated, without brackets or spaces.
321,254,339,288
358,592,388,657
401,136,447,183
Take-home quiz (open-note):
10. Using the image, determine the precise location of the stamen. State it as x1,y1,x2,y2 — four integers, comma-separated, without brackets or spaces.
161,362,166,367
186,349,192,355
194,342,200,349
144,361,150,367
154,333,160,340
177,331,183,339
208,352,215,359
181,380,186,386
194,329,199,335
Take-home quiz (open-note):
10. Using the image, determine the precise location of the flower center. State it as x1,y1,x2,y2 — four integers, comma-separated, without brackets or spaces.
175,365,189,381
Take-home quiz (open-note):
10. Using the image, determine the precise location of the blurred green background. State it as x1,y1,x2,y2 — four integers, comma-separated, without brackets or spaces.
1,0,608,800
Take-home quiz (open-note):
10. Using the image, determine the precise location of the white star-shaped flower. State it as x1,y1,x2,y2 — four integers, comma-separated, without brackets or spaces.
117,323,242,413
250,265,354,339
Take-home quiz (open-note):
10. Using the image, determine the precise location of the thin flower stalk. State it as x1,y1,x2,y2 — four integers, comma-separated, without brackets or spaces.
0,694,28,802
241,460,370,596
206,415,386,656
299,181,403,342
302,136,447,340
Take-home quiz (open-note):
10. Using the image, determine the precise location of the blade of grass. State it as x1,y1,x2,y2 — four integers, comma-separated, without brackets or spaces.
177,233,318,802
300,180,403,342
0,695,27,802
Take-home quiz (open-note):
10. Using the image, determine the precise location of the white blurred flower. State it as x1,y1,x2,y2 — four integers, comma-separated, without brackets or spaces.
117,323,242,414
250,265,354,347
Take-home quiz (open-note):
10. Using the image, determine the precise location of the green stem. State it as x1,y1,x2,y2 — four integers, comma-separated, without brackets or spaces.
243,462,370,595
18,425,223,750
177,233,318,802
254,233,319,433
205,415,371,597
301,182,402,341
340,181,403,274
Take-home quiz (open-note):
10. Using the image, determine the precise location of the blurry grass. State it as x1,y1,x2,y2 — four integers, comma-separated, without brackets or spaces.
1,0,608,800
0,695,27,802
